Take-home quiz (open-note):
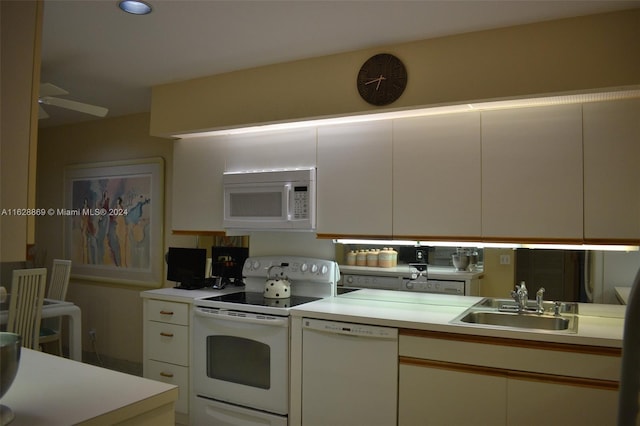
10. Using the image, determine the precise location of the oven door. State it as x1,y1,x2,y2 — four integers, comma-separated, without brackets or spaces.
193,307,290,415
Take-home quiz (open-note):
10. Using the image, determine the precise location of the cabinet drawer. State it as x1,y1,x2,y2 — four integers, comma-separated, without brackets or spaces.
399,332,620,381
146,322,189,365
146,359,189,415
147,299,189,325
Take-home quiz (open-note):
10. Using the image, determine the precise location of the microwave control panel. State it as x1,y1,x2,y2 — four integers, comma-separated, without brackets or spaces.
293,186,309,219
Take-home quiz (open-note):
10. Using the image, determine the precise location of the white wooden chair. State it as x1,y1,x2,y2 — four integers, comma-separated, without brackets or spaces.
7,268,47,350
39,259,72,356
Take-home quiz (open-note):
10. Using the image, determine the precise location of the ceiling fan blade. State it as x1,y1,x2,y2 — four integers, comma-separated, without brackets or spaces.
40,82,68,97
39,105,50,119
39,96,108,117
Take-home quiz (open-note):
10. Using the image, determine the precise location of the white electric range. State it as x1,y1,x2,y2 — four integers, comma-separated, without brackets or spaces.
191,255,339,426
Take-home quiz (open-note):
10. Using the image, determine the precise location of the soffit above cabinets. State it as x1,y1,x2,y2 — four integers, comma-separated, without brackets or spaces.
175,87,640,139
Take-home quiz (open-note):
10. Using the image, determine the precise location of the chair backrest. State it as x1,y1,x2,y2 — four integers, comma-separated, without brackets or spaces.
8,268,47,349
48,259,72,301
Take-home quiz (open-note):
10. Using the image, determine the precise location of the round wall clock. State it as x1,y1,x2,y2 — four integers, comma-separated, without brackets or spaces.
357,53,408,106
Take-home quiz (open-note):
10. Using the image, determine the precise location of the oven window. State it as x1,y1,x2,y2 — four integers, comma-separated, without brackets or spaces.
206,336,270,389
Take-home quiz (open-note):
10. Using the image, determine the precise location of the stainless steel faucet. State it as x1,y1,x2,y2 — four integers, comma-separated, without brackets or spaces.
510,281,528,312
536,287,545,314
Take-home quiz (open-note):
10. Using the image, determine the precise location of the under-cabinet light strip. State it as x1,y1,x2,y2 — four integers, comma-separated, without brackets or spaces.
333,239,639,251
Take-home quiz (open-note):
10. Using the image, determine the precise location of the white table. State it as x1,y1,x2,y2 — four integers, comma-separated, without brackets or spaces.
1,349,177,426
0,298,82,361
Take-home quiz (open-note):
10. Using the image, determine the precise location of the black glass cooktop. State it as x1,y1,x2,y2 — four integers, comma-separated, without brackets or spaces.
204,291,321,308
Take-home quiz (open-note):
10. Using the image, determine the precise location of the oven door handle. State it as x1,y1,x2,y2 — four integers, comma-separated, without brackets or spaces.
194,308,289,327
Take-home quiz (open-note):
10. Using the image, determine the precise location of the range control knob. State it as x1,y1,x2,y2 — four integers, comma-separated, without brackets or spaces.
321,265,328,275
406,281,414,289
251,260,260,271
345,275,354,284
301,263,309,273
311,264,319,274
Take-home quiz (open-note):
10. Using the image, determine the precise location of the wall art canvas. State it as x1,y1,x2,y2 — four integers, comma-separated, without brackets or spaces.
64,158,164,286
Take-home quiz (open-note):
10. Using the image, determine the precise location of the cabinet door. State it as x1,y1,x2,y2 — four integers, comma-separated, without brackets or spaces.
393,112,481,239
583,98,640,243
481,105,583,241
399,363,507,426
223,128,316,173
146,299,189,325
147,359,189,414
172,136,226,231
146,322,189,366
507,377,618,426
317,121,393,236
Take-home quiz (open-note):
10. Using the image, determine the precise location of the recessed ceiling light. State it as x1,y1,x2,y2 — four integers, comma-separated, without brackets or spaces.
118,0,152,15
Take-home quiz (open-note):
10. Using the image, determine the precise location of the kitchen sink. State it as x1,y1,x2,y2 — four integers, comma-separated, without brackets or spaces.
475,298,579,315
456,310,578,332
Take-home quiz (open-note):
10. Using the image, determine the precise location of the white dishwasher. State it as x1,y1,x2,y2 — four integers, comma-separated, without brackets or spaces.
301,318,398,426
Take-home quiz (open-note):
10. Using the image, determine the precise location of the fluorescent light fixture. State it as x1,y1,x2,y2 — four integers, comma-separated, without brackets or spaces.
118,0,152,15
333,239,521,249
522,244,639,252
333,239,639,252
174,88,640,138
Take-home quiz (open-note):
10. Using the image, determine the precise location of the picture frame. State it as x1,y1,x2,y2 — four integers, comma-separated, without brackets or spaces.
63,157,164,287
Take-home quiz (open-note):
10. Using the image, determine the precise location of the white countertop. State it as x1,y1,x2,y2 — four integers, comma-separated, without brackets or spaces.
1,349,178,426
290,289,625,348
140,285,244,302
142,286,625,348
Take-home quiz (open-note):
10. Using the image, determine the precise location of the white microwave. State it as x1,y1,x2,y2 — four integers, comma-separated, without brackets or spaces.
223,169,315,231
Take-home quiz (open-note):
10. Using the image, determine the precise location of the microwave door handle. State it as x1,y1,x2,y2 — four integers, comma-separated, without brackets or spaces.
285,183,292,220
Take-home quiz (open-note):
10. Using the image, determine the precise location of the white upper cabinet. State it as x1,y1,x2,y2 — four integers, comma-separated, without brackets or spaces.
481,104,583,241
172,137,226,232
172,129,317,232
317,121,393,236
223,128,317,172
583,99,640,243
393,112,482,239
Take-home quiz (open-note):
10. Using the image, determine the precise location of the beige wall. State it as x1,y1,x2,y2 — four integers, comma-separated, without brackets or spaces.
1,0,42,262
482,249,517,298
35,113,194,363
150,9,640,137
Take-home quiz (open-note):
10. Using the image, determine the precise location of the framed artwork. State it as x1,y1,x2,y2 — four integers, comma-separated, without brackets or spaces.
63,157,164,287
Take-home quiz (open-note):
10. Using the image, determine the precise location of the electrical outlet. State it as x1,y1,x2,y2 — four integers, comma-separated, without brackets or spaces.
89,329,96,342
500,254,511,265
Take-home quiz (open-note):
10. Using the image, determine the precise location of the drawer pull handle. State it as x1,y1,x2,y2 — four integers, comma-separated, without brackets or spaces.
160,332,174,338
160,371,174,378
159,310,174,315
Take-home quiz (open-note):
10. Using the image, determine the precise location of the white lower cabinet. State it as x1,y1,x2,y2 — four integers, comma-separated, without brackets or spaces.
506,377,619,426
399,362,507,426
143,298,190,425
398,330,620,426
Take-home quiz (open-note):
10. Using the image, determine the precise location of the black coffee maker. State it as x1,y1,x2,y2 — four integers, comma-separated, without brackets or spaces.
209,246,248,289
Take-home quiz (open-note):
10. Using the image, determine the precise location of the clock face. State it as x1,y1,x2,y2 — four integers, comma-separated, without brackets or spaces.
357,53,407,106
